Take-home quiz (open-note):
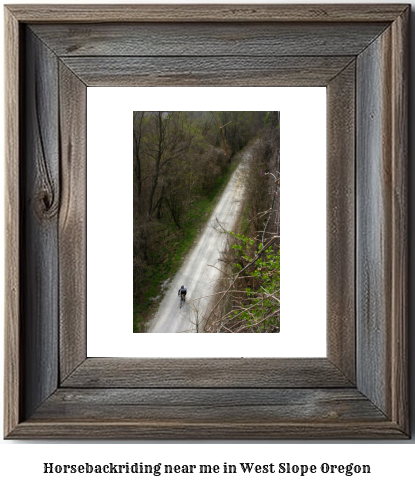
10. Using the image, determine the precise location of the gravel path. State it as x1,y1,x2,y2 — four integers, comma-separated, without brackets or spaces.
147,147,252,333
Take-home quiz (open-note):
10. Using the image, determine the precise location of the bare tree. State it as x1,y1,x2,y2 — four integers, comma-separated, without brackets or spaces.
204,112,280,333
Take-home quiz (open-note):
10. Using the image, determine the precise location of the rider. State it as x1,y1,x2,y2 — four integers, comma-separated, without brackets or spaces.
178,285,187,300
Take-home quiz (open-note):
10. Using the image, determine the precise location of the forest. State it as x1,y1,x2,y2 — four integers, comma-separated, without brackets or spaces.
133,111,280,333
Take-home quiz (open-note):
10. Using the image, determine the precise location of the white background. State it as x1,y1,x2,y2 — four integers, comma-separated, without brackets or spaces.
87,86,326,357
1,0,415,486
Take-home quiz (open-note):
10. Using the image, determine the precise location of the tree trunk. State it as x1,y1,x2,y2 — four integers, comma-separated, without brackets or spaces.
147,112,163,219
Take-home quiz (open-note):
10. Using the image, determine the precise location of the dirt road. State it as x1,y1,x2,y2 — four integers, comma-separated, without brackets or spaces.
147,147,252,333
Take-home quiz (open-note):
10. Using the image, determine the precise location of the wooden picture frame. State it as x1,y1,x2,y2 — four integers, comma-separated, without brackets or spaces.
4,4,409,439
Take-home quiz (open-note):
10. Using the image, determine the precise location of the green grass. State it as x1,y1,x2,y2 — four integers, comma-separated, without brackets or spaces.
133,156,240,332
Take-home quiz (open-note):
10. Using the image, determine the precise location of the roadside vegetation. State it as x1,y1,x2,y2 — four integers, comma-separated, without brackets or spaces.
205,112,280,333
133,111,270,332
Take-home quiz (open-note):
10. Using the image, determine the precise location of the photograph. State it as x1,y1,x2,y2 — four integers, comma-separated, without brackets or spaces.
133,111,280,333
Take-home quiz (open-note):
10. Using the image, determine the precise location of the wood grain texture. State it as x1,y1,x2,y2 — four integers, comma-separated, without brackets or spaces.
6,4,409,23
7,408,405,440
9,421,408,440
326,62,356,383
58,63,87,381
62,358,353,389
20,28,60,420
357,29,391,416
7,421,406,440
32,388,386,423
31,22,388,57
61,56,354,87
4,6,21,438
389,8,409,433
356,15,409,431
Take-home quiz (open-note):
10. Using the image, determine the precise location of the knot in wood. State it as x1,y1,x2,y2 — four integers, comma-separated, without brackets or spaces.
36,187,59,219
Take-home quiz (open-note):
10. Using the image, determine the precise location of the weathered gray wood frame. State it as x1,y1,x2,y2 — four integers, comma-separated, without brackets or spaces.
4,4,409,439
